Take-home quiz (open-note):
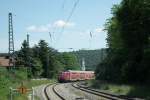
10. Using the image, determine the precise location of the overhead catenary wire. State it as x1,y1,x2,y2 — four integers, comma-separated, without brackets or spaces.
62,0,66,10
60,0,80,34
66,0,80,24
49,0,67,46
55,1,150,51
52,0,67,33
55,0,80,46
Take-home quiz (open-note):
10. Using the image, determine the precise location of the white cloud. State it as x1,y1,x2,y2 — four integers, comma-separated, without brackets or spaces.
26,20,75,33
26,25,50,33
94,27,103,33
53,20,75,28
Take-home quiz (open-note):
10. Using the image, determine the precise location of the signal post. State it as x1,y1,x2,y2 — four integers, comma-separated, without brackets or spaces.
9,83,34,100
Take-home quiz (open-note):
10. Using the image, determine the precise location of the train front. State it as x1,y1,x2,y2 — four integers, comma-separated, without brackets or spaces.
58,71,70,82
58,72,63,82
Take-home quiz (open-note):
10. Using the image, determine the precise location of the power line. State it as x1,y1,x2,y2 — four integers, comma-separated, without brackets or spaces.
60,0,80,33
62,0,66,10
52,0,67,34
55,0,80,46
66,0,79,23
46,1,64,47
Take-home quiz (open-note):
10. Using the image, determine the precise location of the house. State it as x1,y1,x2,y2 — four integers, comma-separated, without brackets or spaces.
0,53,11,67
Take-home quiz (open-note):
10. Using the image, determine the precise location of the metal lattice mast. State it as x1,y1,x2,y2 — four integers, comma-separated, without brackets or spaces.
81,58,85,71
8,13,15,68
27,34,29,47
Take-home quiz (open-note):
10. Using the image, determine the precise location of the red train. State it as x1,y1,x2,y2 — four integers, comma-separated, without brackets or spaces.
58,70,95,82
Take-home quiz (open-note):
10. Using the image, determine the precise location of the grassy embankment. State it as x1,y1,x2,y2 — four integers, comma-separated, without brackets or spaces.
86,80,150,99
0,67,56,100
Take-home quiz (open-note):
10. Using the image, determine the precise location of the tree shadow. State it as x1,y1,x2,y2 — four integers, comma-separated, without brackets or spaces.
126,85,150,100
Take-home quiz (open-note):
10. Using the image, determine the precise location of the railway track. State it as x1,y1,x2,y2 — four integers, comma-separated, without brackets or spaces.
44,83,66,100
44,84,51,100
44,82,129,100
72,82,128,100
52,84,66,100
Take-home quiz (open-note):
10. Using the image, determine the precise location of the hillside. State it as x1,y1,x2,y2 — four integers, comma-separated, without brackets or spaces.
69,49,107,71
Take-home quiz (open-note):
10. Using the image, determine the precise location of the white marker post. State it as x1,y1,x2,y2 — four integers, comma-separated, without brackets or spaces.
32,87,34,100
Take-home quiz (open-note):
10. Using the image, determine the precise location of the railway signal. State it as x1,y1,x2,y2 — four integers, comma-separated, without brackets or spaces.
9,82,34,100
17,84,28,94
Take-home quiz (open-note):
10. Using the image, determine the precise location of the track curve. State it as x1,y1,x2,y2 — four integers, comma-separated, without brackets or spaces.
44,83,66,100
52,84,66,100
44,84,51,100
72,82,127,100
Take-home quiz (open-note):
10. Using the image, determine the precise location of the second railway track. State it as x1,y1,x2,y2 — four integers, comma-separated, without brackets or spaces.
44,82,129,100
72,82,129,100
52,84,66,100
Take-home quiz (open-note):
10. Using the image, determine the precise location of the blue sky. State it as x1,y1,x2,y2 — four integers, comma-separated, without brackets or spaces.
0,0,121,52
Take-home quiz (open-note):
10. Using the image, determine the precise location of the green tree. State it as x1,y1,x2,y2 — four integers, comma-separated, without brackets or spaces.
96,0,150,83
116,0,150,82
31,58,43,77
61,52,80,70
70,49,107,71
16,40,31,66
16,39,77,78
37,40,64,78
16,40,33,77
38,40,50,77
16,40,43,78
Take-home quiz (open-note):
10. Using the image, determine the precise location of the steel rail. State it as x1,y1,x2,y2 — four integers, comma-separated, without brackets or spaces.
72,83,127,100
52,84,66,100
44,84,52,100
77,83,131,100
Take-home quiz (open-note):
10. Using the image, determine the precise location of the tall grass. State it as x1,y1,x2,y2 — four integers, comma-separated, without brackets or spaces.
87,80,150,99
0,67,54,100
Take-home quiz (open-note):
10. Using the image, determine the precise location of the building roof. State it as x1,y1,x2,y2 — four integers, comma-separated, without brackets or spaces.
0,57,10,67
0,53,8,57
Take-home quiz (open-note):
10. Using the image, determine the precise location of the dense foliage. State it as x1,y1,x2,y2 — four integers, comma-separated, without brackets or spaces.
59,52,80,70
96,0,150,83
0,67,55,100
0,67,27,100
16,40,80,78
70,49,106,70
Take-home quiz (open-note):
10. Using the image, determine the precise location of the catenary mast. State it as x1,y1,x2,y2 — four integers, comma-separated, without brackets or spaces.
8,12,15,68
